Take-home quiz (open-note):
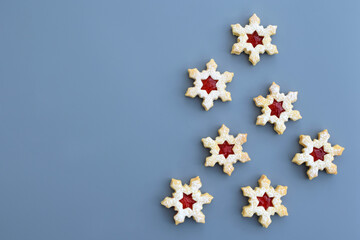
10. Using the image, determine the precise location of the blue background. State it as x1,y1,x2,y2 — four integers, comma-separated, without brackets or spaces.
0,0,359,239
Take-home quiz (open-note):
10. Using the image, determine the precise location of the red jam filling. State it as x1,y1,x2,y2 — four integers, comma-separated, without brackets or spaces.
310,146,327,162
247,31,264,48
179,193,197,209
257,192,274,210
201,76,218,94
268,99,285,118
218,141,235,158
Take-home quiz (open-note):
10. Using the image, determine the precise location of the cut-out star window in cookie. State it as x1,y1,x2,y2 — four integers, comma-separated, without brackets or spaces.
202,124,250,176
231,14,278,65
186,59,234,111
254,82,302,134
242,175,288,228
161,176,213,225
292,130,345,180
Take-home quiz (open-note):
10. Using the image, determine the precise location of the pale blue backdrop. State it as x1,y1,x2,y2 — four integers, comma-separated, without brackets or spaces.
0,0,359,239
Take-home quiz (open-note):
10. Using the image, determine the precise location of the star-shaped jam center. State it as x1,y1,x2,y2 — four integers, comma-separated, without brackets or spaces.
201,76,218,94
310,146,327,162
257,192,274,210
269,99,285,118
218,141,235,158
247,31,264,48
179,193,197,210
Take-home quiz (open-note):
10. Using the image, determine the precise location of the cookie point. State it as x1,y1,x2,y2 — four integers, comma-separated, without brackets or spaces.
307,172,315,180
338,146,345,154
250,13,260,23
203,104,210,111
191,176,201,182
271,82,278,87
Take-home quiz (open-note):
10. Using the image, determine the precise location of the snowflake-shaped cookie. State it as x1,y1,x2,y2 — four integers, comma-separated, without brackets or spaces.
202,124,250,176
242,175,288,228
231,14,278,65
161,176,213,225
254,82,302,134
185,59,234,111
292,130,345,180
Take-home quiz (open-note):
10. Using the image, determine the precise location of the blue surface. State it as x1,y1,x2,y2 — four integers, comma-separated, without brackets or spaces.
0,0,359,239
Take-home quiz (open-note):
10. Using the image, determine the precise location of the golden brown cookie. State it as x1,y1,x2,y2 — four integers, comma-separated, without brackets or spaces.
202,124,250,176
254,82,301,134
161,176,213,225
242,175,288,228
231,14,278,65
292,130,345,180
186,59,233,111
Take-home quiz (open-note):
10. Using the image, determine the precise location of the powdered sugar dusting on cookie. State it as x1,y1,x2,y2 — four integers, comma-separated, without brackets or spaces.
202,124,250,176
253,82,302,134
292,130,345,180
186,59,233,111
242,175,288,228
231,14,278,65
161,177,213,225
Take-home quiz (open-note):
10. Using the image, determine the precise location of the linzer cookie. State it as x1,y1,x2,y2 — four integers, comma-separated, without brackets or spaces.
292,130,344,180
242,175,288,228
202,124,250,176
186,59,234,111
161,176,213,225
231,14,278,65
254,82,301,134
